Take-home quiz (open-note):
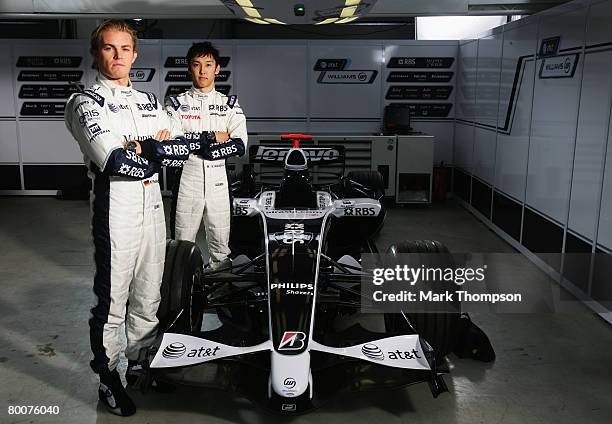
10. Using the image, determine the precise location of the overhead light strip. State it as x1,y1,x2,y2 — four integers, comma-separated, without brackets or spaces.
340,6,358,18
244,17,270,24
242,6,261,18
316,18,340,25
335,16,359,24
264,18,287,25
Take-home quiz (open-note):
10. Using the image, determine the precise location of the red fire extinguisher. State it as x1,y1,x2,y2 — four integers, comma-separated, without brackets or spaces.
433,161,449,202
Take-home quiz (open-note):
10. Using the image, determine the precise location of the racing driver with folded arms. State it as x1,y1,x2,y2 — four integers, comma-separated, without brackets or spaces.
64,20,232,417
165,42,248,270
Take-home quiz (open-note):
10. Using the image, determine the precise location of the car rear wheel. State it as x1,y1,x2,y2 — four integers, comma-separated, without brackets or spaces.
346,170,384,200
384,240,460,363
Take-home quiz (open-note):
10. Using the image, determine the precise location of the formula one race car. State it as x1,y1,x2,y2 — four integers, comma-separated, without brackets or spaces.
147,134,493,414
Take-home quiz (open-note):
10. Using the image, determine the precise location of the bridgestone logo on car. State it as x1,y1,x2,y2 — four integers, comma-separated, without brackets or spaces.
278,331,307,351
362,344,385,360
162,342,187,359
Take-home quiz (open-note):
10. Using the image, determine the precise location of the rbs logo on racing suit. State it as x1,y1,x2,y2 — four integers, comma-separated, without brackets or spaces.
211,144,238,159
163,144,190,156
136,103,156,112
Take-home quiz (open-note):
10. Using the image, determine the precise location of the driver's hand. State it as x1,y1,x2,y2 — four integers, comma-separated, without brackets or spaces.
154,129,171,141
215,132,230,143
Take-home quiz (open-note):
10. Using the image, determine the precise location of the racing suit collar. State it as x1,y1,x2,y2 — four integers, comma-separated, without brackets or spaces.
97,73,135,97
189,86,216,100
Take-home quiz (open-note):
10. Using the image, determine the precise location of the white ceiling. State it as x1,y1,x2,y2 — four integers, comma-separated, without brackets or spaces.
0,0,569,19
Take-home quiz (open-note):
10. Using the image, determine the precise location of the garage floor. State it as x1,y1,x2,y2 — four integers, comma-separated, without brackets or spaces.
0,197,611,424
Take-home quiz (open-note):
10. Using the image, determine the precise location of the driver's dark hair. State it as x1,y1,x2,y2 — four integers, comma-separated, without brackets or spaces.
186,42,221,67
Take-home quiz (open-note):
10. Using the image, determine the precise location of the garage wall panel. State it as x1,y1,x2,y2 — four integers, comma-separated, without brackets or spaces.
454,122,475,171
236,43,307,133
452,0,612,316
159,42,194,103
0,120,19,163
526,8,587,224
309,43,383,132
383,42,457,164
11,40,88,173
589,1,612,251
19,120,82,163
454,41,478,172
587,0,612,46
455,41,478,121
494,21,538,202
383,43,457,117
0,42,15,117
472,34,502,185
597,106,612,251
14,41,88,119
568,49,612,241
0,164,20,189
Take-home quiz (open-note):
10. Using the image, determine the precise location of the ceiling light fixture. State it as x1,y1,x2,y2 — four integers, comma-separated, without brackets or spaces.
224,1,378,25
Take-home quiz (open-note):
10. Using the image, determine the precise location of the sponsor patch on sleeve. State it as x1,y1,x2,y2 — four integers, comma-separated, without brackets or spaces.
82,90,105,107
146,92,158,107
227,95,237,109
138,91,158,109
167,96,181,110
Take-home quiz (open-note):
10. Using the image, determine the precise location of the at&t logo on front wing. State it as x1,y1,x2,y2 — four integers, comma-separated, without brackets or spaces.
162,342,186,359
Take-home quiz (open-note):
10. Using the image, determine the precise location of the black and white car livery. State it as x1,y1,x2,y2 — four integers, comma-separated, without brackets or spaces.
146,134,492,414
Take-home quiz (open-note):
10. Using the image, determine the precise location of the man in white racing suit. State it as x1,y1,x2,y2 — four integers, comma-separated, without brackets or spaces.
166,42,248,270
65,20,210,417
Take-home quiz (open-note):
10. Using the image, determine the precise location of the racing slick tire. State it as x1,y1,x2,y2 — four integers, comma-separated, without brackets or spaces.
158,239,204,334
346,170,384,200
228,167,256,198
384,240,460,363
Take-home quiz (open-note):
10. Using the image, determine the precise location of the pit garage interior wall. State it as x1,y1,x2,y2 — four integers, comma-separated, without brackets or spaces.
0,39,457,194
453,0,612,317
